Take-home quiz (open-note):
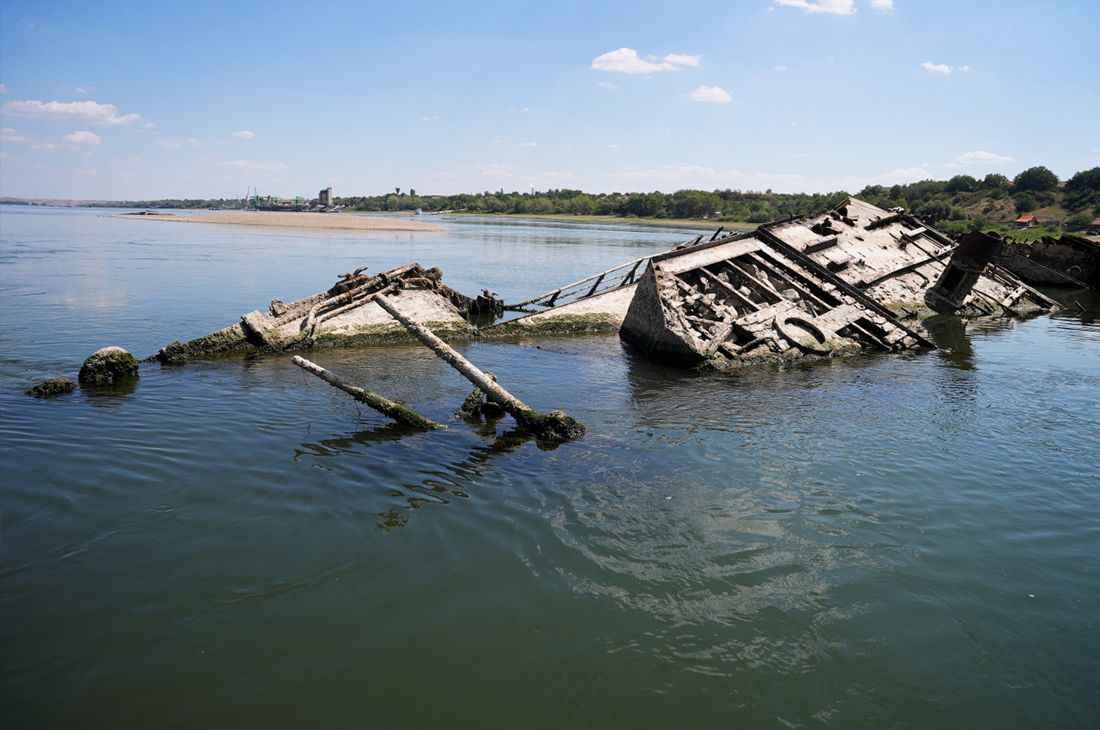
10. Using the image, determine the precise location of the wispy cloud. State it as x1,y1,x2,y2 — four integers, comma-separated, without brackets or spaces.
1,127,25,142
231,130,254,139
421,115,440,122
2,99,141,125
223,159,288,172
663,53,701,67
921,62,953,74
774,66,788,72
62,130,100,145
591,48,700,74
773,0,893,14
74,87,94,95
606,144,619,149
689,85,732,103
519,142,537,147
157,138,202,148
0,85,8,94
598,81,618,89
774,0,856,15
956,150,1013,165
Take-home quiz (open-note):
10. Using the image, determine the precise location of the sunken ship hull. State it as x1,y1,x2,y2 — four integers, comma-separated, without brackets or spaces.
153,264,478,362
621,198,1058,369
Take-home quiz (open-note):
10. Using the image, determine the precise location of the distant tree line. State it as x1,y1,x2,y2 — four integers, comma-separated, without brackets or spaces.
88,165,1100,234
335,187,854,223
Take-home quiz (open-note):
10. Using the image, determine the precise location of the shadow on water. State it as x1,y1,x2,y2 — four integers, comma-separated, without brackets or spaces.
295,417,543,532
922,315,975,369
1040,286,1100,325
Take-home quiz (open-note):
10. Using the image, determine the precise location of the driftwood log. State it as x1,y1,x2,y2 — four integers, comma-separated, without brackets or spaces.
292,355,445,431
372,294,585,441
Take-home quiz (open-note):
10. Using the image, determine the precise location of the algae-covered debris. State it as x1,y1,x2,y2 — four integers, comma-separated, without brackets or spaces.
27,378,77,397
78,346,140,384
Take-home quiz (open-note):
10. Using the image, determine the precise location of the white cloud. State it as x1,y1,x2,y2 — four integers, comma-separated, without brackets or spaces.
1,127,25,142
774,0,856,15
663,53,701,67
869,0,894,9
774,66,788,72
959,65,972,72
142,122,158,129
689,85,732,102
955,150,1013,165
476,164,515,176
62,130,100,145
591,48,698,74
2,99,141,125
0,85,8,94
231,130,255,139
75,87,94,95
519,142,537,147
0,151,10,159
598,81,618,89
158,138,202,148
921,62,952,74
223,159,288,172
606,144,619,149
883,167,932,182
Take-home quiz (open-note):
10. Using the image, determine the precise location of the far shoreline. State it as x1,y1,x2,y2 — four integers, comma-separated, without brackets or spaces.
114,210,449,232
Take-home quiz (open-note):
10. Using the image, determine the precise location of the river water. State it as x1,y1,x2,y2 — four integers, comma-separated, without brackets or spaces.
1,206,1098,728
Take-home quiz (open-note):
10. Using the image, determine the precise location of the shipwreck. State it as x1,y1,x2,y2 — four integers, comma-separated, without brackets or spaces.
148,197,1063,372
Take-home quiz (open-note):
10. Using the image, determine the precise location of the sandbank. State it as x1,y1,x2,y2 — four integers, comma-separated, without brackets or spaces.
117,211,448,231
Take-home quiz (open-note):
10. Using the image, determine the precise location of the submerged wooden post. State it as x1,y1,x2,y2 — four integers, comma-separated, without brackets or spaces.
292,355,445,431
372,294,585,441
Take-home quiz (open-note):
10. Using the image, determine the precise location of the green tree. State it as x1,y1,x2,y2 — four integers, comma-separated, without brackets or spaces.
1067,212,1095,229
1013,166,1058,193
945,174,978,193
981,173,1009,189
1014,192,1038,214
1065,167,1100,192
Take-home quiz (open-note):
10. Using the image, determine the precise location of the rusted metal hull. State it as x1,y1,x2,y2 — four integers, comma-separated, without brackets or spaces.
994,234,1100,288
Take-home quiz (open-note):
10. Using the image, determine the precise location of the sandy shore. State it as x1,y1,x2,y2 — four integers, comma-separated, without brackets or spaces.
116,211,448,231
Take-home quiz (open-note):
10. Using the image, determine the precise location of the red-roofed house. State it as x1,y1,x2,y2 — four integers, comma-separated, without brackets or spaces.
1013,215,1039,230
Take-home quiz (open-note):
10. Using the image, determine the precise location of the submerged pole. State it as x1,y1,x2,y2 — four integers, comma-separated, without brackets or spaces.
372,293,585,441
292,355,445,430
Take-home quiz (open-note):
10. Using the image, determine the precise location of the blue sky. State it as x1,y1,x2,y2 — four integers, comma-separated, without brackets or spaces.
1,0,1097,200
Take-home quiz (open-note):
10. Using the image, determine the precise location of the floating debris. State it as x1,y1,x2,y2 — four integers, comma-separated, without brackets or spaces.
372,293,585,442
292,355,445,431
